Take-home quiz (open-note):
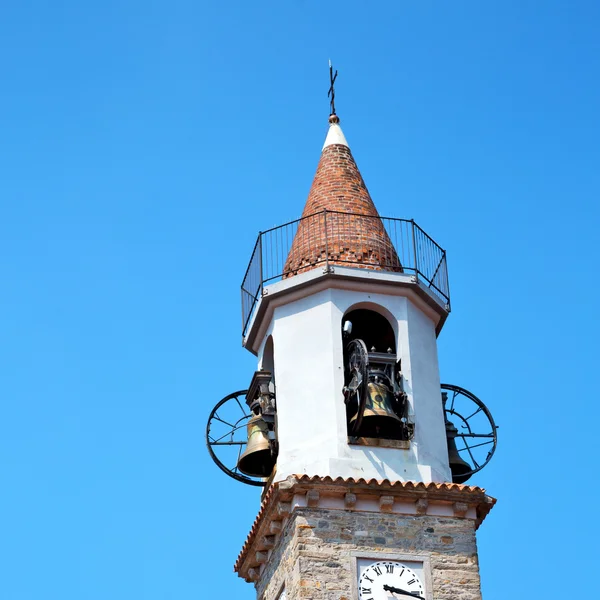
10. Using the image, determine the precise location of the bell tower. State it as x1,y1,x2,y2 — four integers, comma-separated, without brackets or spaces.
207,85,497,600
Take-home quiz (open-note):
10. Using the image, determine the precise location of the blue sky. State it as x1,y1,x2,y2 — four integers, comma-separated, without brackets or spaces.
1,1,599,598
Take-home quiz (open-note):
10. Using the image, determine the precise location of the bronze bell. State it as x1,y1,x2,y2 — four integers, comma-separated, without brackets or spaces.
237,414,276,477
350,380,404,439
446,420,472,484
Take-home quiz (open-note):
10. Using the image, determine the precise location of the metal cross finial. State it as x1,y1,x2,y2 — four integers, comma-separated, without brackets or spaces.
328,60,338,116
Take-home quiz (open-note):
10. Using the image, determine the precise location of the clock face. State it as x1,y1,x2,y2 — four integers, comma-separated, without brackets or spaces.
358,561,425,600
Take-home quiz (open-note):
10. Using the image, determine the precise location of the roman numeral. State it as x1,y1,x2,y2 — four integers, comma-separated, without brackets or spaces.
385,564,394,574
361,588,371,594
373,566,382,576
407,578,416,585
363,575,374,583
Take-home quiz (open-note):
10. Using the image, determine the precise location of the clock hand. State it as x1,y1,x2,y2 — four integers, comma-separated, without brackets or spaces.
382,584,423,599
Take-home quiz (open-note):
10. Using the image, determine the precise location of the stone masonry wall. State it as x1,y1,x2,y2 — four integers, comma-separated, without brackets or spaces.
257,508,482,600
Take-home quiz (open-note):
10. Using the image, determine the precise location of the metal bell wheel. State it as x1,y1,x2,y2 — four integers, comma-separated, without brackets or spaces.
206,390,266,487
441,383,498,484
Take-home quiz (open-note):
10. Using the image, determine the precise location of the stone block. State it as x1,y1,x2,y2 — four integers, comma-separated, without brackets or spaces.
380,495,394,512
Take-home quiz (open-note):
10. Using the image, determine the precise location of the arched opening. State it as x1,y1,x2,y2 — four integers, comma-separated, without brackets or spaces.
341,308,410,441
342,308,395,354
261,336,275,384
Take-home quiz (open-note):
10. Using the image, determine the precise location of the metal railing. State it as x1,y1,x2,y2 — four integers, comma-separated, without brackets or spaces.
241,210,450,338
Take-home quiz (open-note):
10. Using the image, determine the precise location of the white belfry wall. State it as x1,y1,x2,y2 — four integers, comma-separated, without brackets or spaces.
258,287,451,484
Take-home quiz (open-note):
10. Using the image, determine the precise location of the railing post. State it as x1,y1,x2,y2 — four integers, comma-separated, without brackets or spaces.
443,250,451,311
258,232,264,294
429,254,445,291
411,219,418,280
241,285,245,340
323,209,329,272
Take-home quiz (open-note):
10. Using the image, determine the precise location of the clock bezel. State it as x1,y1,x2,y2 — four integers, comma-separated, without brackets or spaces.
351,551,432,600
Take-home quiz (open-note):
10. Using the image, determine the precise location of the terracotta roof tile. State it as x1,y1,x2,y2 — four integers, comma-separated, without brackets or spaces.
293,474,486,493
233,484,276,572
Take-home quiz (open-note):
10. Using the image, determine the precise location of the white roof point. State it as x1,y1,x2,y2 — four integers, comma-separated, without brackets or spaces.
322,116,349,150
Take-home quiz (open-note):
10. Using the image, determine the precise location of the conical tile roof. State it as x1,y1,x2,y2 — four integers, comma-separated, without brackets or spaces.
284,115,400,276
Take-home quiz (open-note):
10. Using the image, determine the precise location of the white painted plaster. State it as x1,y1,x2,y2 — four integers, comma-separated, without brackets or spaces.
393,501,417,515
322,122,349,149
402,300,450,481
425,504,454,517
319,496,346,510
292,494,307,509
270,290,342,478
280,494,476,524
244,265,447,356
259,282,451,485
355,498,383,512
